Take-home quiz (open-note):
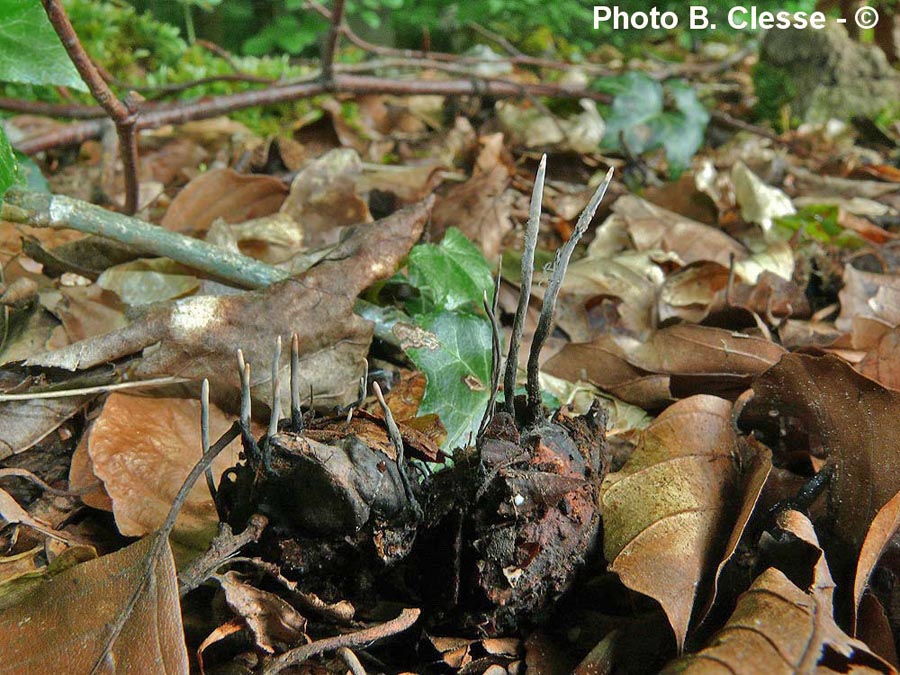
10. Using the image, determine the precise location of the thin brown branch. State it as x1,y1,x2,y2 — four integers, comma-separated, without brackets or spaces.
41,0,140,214
0,97,106,119
259,607,421,675
322,0,347,83
12,74,611,155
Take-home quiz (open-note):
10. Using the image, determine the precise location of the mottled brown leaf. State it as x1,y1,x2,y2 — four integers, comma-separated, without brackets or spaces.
0,535,188,674
738,353,900,623
161,167,287,233
661,511,894,675
26,199,431,408
600,395,770,651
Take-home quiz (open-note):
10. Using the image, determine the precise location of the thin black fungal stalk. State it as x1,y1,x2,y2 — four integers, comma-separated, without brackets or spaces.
237,350,258,461
346,360,369,424
200,379,218,506
290,333,302,432
261,336,282,471
525,167,615,423
372,381,422,520
503,154,546,415
477,279,503,439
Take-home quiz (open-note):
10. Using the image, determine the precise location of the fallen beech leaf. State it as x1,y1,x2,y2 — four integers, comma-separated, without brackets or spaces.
855,489,900,635
612,194,746,267
858,328,900,390
0,393,88,459
279,148,372,248
161,167,287,233
26,199,431,408
731,161,796,232
85,393,244,547
430,133,514,259
737,354,900,623
97,258,199,306
600,395,770,650
838,266,900,332
543,335,672,410
218,571,307,653
629,325,785,400
660,511,894,674
0,535,188,674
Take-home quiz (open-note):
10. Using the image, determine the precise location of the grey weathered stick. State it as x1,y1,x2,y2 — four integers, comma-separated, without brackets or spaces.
503,154,545,415
525,167,614,423
1,188,288,289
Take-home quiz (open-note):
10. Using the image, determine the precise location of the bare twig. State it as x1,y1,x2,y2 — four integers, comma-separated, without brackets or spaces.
338,647,367,675
259,607,421,675
525,167,614,424
12,74,610,155
177,514,268,596
41,0,140,214
322,0,346,84
504,155,545,416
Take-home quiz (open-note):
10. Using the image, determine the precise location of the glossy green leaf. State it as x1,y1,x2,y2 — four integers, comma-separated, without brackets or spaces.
407,228,494,314
0,126,17,203
406,311,492,451
0,1,86,90
597,73,709,177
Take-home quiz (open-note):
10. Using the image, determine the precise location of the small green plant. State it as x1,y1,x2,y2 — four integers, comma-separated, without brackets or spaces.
752,62,797,129
390,228,495,450
595,72,710,177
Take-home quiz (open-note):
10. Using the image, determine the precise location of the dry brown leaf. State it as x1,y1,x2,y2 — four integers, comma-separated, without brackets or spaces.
612,194,747,267
279,148,372,248
600,395,770,651
0,394,88,459
737,353,900,624
26,199,431,409
0,535,188,674
838,266,900,332
84,393,244,547
858,328,900,389
161,167,287,234
543,336,672,410
218,570,307,653
660,510,894,675
430,133,514,259
629,325,786,400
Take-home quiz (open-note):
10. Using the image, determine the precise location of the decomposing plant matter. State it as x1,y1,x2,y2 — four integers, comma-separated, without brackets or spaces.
414,163,613,633
214,163,614,640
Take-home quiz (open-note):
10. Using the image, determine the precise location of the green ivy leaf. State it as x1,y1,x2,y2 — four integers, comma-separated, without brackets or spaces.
0,126,18,204
406,311,492,451
597,73,709,178
407,228,494,314
0,0,86,90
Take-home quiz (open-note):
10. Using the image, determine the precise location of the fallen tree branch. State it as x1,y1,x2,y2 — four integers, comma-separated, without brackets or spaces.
1,188,287,289
11,73,613,155
41,0,140,214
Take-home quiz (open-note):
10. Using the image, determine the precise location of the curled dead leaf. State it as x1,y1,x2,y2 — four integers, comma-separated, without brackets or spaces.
600,395,770,651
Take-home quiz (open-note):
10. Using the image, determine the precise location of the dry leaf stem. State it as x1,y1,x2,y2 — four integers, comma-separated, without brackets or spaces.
259,607,421,675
